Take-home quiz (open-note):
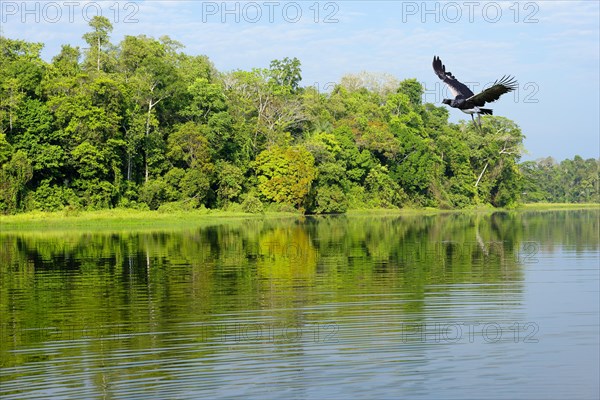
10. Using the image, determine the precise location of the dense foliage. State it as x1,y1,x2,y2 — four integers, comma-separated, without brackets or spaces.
521,156,599,203
0,18,593,214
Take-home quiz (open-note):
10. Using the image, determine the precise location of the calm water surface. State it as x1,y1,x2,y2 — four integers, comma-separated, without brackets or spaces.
1,210,598,399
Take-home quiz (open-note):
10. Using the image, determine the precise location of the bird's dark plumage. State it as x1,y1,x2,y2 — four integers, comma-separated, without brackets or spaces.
432,56,517,128
432,56,474,99
468,75,518,106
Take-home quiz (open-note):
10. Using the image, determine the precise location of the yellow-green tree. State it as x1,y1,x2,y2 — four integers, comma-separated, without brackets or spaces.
254,145,317,209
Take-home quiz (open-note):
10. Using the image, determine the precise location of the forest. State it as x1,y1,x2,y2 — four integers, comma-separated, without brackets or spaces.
0,17,597,215
520,157,599,203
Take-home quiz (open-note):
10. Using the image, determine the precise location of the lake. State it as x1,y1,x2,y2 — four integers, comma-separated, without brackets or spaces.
1,210,598,399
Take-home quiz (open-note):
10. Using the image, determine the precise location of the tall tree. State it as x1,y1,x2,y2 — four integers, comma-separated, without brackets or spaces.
118,35,182,182
0,37,45,133
82,16,114,72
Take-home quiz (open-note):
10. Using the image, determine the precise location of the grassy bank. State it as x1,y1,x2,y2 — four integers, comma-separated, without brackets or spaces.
0,207,472,231
1,203,597,231
517,203,600,210
0,208,300,231
348,203,599,215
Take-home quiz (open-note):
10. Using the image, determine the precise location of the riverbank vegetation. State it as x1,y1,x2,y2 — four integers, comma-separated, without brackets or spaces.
1,204,597,232
520,157,599,203
1,17,597,215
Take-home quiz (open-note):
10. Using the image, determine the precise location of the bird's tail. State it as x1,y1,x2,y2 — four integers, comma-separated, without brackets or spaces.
480,108,493,115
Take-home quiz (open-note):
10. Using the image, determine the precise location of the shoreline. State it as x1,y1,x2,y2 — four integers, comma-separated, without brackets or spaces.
0,203,597,232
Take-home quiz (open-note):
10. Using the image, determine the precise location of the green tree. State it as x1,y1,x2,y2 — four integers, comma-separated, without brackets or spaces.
365,164,406,208
50,45,81,76
469,117,525,207
254,145,317,210
167,121,211,170
118,35,182,182
216,161,245,206
0,150,33,213
0,133,13,166
165,121,214,206
269,57,302,93
397,78,424,106
304,131,349,213
82,16,114,72
13,99,64,183
224,64,305,154
0,37,45,133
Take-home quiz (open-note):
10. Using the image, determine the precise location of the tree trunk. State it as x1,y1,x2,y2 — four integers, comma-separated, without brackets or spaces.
97,36,100,71
127,153,132,181
144,100,152,183
8,88,13,132
475,162,489,188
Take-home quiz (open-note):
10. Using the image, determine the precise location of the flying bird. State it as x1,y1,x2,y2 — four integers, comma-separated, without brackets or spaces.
432,56,517,128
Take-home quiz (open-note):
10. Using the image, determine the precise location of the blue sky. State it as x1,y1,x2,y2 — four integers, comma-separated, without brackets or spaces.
1,0,598,160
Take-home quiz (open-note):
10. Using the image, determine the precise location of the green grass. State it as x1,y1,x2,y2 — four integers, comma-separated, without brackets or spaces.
346,203,502,216
0,208,300,231
1,203,597,232
518,203,600,210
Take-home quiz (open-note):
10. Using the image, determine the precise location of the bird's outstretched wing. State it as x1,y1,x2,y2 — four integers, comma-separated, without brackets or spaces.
467,76,518,106
432,56,474,98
